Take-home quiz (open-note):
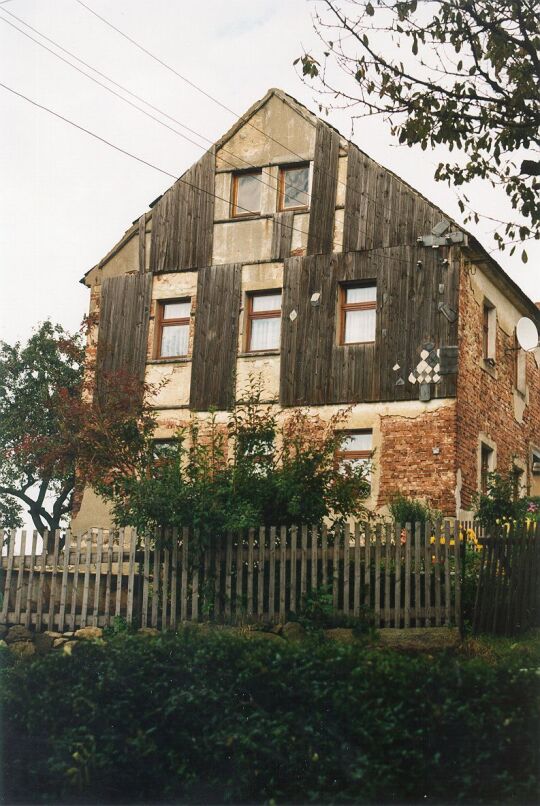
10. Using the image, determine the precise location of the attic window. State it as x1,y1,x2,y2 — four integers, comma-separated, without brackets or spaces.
232,171,262,217
279,163,310,210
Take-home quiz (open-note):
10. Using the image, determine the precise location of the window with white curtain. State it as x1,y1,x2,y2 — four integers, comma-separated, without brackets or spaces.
247,291,282,351
339,283,377,344
157,300,190,358
336,430,373,479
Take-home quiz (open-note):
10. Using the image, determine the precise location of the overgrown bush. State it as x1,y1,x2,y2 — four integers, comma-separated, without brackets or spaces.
388,492,442,526
474,468,538,529
2,631,538,804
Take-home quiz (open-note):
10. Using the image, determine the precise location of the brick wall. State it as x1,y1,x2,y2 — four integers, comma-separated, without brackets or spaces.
377,403,458,515
456,262,540,511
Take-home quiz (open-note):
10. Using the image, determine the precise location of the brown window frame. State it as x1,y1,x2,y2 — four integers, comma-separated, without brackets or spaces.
246,290,282,353
335,429,373,465
155,298,190,359
232,170,262,218
278,162,310,212
339,283,377,345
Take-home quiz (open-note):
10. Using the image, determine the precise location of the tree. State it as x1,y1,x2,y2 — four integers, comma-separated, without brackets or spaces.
82,377,371,542
0,322,84,536
297,0,540,259
0,321,153,543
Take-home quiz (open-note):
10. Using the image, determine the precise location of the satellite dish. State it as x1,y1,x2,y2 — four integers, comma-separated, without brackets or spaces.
516,317,539,351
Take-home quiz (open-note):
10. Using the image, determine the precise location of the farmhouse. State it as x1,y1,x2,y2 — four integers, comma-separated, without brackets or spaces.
72,88,540,531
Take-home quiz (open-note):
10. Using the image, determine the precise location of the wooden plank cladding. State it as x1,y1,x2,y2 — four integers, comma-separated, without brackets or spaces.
307,121,340,255
95,273,152,404
271,211,294,260
280,247,458,406
190,263,242,411
343,143,443,252
150,148,215,273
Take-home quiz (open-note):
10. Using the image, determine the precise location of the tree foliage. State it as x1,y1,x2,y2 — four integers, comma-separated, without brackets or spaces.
297,0,540,257
0,321,154,540
83,377,371,540
0,322,84,535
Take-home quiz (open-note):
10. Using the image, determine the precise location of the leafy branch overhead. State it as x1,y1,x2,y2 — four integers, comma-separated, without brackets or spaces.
296,0,540,259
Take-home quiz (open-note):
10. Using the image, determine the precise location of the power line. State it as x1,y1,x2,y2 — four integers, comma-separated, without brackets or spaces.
0,79,317,244
0,8,315,209
72,0,393,221
1,80,430,267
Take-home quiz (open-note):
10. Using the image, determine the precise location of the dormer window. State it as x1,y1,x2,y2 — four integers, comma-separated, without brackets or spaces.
279,163,310,210
232,171,262,217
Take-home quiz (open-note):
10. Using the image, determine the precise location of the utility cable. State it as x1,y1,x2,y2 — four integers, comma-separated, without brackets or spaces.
0,6,313,205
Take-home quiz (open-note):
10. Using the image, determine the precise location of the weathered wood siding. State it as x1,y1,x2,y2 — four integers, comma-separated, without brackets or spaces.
342,143,443,252
280,247,458,406
271,211,294,260
307,121,340,255
189,263,242,410
95,273,152,403
150,148,215,273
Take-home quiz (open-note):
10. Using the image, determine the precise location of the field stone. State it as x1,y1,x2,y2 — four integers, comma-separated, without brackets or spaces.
281,622,307,642
63,641,78,656
0,639,7,649
324,628,356,644
34,633,55,654
244,630,283,643
138,627,160,637
53,637,68,648
5,625,32,644
9,641,36,659
75,626,103,641
43,631,63,639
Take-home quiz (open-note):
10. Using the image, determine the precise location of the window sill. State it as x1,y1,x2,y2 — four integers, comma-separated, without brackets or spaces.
147,357,191,365
481,359,497,379
238,349,280,358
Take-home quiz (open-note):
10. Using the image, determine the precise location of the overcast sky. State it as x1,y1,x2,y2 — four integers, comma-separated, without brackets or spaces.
1,0,539,349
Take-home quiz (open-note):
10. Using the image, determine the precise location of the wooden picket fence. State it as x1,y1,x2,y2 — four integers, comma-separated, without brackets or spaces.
472,523,540,636
1,522,465,632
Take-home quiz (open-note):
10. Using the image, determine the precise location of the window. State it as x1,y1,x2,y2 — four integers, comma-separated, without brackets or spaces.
152,439,178,460
480,443,494,494
232,171,262,217
246,290,282,351
339,283,377,345
156,300,190,358
279,163,310,210
336,431,373,477
482,301,496,363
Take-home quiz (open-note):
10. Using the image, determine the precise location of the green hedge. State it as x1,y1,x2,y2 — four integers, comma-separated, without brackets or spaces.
1,631,538,803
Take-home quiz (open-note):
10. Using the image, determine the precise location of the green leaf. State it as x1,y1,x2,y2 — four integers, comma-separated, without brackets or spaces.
521,249,528,264
366,2,375,16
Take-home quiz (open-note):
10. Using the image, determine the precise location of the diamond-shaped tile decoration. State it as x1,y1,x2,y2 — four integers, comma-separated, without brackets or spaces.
434,363,440,373
395,377,405,386
420,350,429,360
433,374,440,383
408,372,417,384
289,309,297,322
427,352,439,368
417,360,428,373
393,363,400,371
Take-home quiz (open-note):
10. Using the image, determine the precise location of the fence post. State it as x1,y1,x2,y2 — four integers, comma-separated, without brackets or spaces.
24,531,38,629
1,529,16,624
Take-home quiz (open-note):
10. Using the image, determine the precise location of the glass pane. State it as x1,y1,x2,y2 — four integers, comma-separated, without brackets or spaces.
344,308,376,343
236,173,261,214
153,440,178,459
163,301,190,320
252,292,281,313
160,323,189,357
346,285,376,304
282,165,309,208
250,316,281,351
340,432,372,453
